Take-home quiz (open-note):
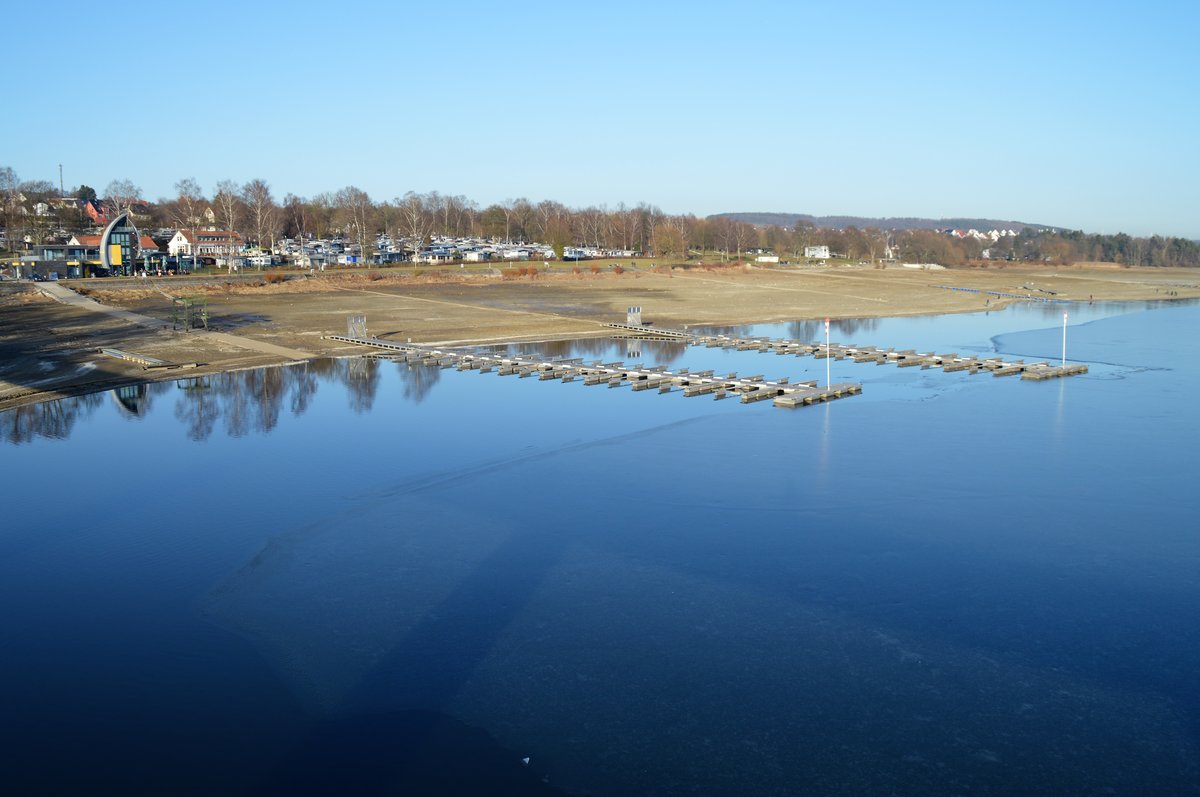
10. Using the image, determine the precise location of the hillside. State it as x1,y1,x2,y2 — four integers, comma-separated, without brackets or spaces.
710,212,1060,232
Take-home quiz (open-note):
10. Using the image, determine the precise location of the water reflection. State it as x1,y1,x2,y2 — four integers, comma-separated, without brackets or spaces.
2,391,105,444
112,384,152,417
497,337,688,365
397,361,441,404
1,359,396,445
699,317,881,342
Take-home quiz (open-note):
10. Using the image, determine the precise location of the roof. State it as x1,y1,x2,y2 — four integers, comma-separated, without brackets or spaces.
178,229,243,241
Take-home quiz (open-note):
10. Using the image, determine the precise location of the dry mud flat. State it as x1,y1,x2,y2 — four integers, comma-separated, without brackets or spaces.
2,264,1196,411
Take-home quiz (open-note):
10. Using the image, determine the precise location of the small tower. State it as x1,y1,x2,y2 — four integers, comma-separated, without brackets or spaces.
627,306,642,326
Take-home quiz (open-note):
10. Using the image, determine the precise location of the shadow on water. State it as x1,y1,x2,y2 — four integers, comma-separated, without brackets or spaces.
250,530,577,795
255,710,568,797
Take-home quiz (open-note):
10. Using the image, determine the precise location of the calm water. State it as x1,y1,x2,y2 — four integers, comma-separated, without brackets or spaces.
3,301,1199,795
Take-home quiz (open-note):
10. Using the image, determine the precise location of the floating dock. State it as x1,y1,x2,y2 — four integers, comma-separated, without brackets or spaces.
324,335,861,410
324,315,1088,413
687,333,1088,379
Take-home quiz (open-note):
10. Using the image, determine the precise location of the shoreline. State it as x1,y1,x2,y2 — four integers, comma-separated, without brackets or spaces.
2,264,1196,413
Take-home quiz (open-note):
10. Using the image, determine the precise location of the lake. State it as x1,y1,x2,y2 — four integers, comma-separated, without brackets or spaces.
3,300,1198,795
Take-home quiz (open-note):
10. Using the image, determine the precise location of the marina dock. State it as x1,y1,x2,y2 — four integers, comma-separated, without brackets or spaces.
324,335,861,410
325,312,1088,412
687,333,1088,379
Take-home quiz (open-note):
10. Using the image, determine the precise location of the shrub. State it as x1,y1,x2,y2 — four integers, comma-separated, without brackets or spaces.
264,271,288,284
367,271,384,281
590,264,601,274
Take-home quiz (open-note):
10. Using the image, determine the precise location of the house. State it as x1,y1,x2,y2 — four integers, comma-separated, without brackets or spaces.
168,229,245,257
294,250,330,270
83,201,108,226
804,245,831,259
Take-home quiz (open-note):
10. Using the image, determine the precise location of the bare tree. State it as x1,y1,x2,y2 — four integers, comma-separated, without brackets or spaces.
171,178,205,230
242,178,279,256
396,191,431,260
213,179,244,269
102,178,142,217
334,186,374,264
1,167,23,250
510,197,535,242
282,193,309,241
731,222,756,262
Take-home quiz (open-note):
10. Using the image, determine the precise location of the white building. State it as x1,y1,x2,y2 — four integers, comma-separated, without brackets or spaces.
804,245,830,259
168,229,245,257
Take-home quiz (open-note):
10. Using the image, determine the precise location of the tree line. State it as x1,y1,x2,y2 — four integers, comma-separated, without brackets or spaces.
2,166,1197,267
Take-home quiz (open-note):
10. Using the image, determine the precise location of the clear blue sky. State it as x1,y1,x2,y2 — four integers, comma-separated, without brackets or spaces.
4,0,1198,237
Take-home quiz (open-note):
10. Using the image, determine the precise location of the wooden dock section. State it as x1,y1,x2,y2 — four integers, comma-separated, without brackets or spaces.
603,322,692,338
324,335,861,410
97,348,200,371
1021,363,1089,380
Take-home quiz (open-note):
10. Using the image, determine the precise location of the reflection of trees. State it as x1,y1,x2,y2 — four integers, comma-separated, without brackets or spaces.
8,357,388,446
787,317,880,343
697,324,753,337
396,362,440,404
175,378,220,441
494,337,687,366
173,362,326,441
340,357,381,414
289,366,320,415
2,391,105,444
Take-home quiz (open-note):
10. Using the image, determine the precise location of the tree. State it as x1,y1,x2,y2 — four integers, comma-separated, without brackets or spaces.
102,178,142,217
396,192,431,260
334,186,374,264
282,193,309,241
242,178,279,254
1,167,24,250
731,221,756,261
651,222,684,259
213,179,244,268
75,185,97,203
169,178,205,231
18,180,57,245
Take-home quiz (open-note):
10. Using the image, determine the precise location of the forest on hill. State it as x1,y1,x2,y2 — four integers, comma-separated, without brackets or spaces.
710,212,1056,233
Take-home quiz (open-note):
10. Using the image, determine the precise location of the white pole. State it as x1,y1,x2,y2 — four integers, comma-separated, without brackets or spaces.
825,316,831,388
1062,310,1067,367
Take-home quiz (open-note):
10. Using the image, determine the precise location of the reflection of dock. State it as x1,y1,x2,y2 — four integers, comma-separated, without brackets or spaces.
689,334,1088,379
324,336,861,410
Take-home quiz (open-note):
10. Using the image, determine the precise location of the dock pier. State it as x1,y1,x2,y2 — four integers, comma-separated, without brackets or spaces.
325,314,1088,413
325,335,860,410
688,333,1088,380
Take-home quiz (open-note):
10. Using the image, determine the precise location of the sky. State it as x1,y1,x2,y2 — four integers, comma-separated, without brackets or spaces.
4,0,1198,238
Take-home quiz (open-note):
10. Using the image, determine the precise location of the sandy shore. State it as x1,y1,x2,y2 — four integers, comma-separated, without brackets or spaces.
2,262,1196,412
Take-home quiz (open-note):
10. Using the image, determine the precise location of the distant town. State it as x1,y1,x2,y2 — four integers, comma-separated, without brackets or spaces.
2,168,1198,279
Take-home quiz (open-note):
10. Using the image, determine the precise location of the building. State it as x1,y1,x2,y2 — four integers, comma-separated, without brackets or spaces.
99,212,142,276
168,229,245,257
804,245,831,259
